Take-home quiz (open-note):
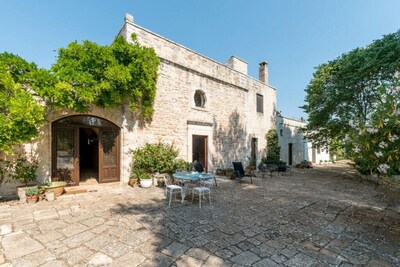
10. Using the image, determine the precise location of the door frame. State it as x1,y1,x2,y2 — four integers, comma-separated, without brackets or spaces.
192,135,208,172
52,115,120,185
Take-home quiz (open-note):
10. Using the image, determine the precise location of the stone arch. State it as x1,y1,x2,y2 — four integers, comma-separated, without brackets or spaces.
51,115,121,185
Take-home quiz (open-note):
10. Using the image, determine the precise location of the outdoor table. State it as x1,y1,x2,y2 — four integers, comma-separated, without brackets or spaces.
172,171,213,199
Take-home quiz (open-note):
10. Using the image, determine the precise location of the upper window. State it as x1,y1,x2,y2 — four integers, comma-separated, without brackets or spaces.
194,90,206,108
256,94,264,113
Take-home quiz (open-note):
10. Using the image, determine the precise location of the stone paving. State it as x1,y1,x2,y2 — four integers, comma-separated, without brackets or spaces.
0,162,399,266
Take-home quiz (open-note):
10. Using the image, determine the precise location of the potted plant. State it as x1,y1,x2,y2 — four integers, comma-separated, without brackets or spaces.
25,186,39,204
138,171,152,188
38,187,46,201
44,181,67,197
156,176,165,188
6,155,38,202
129,177,138,187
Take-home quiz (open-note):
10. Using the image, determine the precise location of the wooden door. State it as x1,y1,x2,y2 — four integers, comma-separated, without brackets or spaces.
52,126,79,185
99,128,120,183
192,135,208,172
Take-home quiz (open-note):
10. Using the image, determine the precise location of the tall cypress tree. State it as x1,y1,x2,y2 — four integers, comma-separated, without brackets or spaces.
266,129,281,163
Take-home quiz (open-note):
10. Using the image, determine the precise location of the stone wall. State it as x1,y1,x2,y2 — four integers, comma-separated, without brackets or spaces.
121,14,276,169
0,14,277,197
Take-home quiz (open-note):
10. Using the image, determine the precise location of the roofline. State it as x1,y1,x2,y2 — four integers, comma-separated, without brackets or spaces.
119,18,277,91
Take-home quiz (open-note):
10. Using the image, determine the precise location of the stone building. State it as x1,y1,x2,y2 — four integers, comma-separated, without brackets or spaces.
276,116,330,166
0,13,277,195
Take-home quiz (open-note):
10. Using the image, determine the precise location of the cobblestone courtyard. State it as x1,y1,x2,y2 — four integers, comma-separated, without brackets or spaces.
0,162,399,266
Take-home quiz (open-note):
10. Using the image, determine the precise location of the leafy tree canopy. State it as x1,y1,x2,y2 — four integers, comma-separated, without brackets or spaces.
0,34,159,154
50,34,159,118
0,53,45,154
302,30,400,147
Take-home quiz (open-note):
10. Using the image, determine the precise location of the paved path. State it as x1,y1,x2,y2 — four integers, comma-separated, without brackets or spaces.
0,163,399,266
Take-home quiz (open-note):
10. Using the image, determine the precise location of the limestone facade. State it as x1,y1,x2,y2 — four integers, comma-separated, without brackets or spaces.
118,14,276,171
0,14,277,196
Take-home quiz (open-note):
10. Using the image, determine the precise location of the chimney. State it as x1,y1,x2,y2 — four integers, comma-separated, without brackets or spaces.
125,13,134,23
259,61,268,84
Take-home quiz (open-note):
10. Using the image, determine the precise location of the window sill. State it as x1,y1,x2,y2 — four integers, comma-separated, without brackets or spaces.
191,106,209,112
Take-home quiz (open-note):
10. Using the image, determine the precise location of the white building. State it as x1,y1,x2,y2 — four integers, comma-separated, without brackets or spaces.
276,116,330,166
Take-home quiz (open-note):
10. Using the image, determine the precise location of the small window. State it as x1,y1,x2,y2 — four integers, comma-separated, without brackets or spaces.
280,129,283,136
256,94,263,113
194,90,206,108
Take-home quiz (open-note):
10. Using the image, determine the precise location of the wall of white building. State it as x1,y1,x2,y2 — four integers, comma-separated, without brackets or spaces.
276,116,330,166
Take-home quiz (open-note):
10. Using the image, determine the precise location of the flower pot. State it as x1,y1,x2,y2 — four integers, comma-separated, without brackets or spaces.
140,179,152,188
26,195,39,204
17,185,37,203
44,182,66,197
129,178,138,187
157,180,165,188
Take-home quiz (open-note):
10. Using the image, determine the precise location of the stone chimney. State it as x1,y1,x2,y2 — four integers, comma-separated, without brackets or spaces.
125,13,134,23
259,61,268,84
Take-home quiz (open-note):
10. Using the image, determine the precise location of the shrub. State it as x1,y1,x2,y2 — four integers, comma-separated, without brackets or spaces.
131,142,190,176
25,186,39,196
6,155,38,186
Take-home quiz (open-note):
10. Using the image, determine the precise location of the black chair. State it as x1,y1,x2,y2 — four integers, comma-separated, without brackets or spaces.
194,161,204,173
193,161,217,187
232,162,253,184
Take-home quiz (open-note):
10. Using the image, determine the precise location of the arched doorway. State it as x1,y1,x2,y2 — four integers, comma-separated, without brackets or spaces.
52,115,120,185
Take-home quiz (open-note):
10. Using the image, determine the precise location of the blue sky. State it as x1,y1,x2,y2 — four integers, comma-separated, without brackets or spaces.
1,1,399,120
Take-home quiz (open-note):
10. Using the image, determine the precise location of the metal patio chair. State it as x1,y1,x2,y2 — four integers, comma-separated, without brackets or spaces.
232,162,253,184
191,177,212,208
164,174,184,206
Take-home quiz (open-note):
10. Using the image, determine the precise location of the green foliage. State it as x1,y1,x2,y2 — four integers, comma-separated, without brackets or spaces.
0,34,159,154
303,30,400,176
51,34,159,119
0,53,46,153
302,30,400,147
6,155,38,186
131,142,189,176
173,159,191,172
265,129,281,163
25,186,39,196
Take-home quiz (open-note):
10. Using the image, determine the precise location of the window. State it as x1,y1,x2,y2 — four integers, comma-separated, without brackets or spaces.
280,129,283,136
256,94,263,113
194,90,206,108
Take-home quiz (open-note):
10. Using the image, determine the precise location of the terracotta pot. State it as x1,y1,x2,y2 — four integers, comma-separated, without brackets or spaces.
45,185,65,197
26,195,39,204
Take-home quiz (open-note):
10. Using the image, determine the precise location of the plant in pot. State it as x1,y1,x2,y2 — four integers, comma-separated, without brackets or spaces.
44,181,67,198
137,171,153,188
6,155,38,202
25,186,39,204
38,187,46,201
155,175,165,188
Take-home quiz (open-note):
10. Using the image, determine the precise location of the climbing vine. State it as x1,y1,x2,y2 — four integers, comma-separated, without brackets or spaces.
0,34,160,154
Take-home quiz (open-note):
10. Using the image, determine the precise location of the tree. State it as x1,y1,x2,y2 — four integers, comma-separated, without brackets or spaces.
0,34,159,154
303,31,400,145
302,30,400,175
0,53,46,154
265,129,281,163
50,34,159,119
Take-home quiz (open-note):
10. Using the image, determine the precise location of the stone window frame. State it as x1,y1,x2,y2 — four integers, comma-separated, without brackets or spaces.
256,93,263,114
193,90,207,110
